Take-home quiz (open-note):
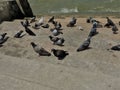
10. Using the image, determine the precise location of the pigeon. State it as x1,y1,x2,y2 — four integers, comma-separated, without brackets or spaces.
42,24,49,28
0,37,9,45
87,17,101,24
55,22,62,30
30,16,36,23
0,33,7,40
49,36,59,43
14,30,24,38
54,38,65,46
51,29,63,36
77,37,91,52
31,42,51,56
38,17,44,25
32,17,44,29
88,27,98,37
52,21,57,26
25,27,36,36
112,25,118,34
111,44,120,51
32,23,40,29
67,17,77,27
48,16,58,26
104,23,111,28
104,17,115,27
51,49,69,60
49,36,65,46
92,21,98,28
25,19,30,26
20,19,30,27
106,17,115,26
21,21,27,27
86,17,93,23
0,33,9,44
48,16,54,23
86,17,91,23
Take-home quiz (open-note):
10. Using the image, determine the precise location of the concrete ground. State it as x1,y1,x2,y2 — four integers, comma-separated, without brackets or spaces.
0,17,120,90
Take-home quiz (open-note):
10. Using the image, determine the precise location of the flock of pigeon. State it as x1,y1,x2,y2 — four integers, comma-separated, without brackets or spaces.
0,16,120,60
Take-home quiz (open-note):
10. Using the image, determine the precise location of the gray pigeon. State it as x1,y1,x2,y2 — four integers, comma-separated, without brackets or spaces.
51,29,63,36
0,33,9,44
48,16,58,26
14,30,25,38
0,33,7,40
42,24,49,28
67,17,77,27
112,25,118,34
88,27,98,37
32,17,44,29
77,37,91,52
25,19,30,26
104,17,115,28
55,22,62,30
86,17,93,23
49,36,59,43
54,38,65,46
31,42,51,56
49,36,65,46
32,23,40,29
21,19,30,27
30,16,36,23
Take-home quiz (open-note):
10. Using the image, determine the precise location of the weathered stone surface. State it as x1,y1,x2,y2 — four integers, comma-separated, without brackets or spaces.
0,0,33,23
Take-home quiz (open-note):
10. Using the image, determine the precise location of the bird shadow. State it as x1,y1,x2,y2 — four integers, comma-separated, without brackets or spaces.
56,44,64,47
57,56,67,60
113,32,118,34
94,32,99,36
86,47,92,50
0,44,3,47
32,26,40,30
77,47,92,52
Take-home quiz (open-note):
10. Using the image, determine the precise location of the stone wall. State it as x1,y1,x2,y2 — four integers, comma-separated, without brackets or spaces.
0,0,33,23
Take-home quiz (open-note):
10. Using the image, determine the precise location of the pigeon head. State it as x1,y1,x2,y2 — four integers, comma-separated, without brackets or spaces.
21,21,23,24
106,17,109,19
20,30,24,33
4,33,7,35
51,48,55,52
61,38,65,42
31,42,37,48
2,33,7,36
92,22,97,28
76,48,81,52
1,33,7,38
49,35,52,38
89,17,92,19
49,36,53,40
